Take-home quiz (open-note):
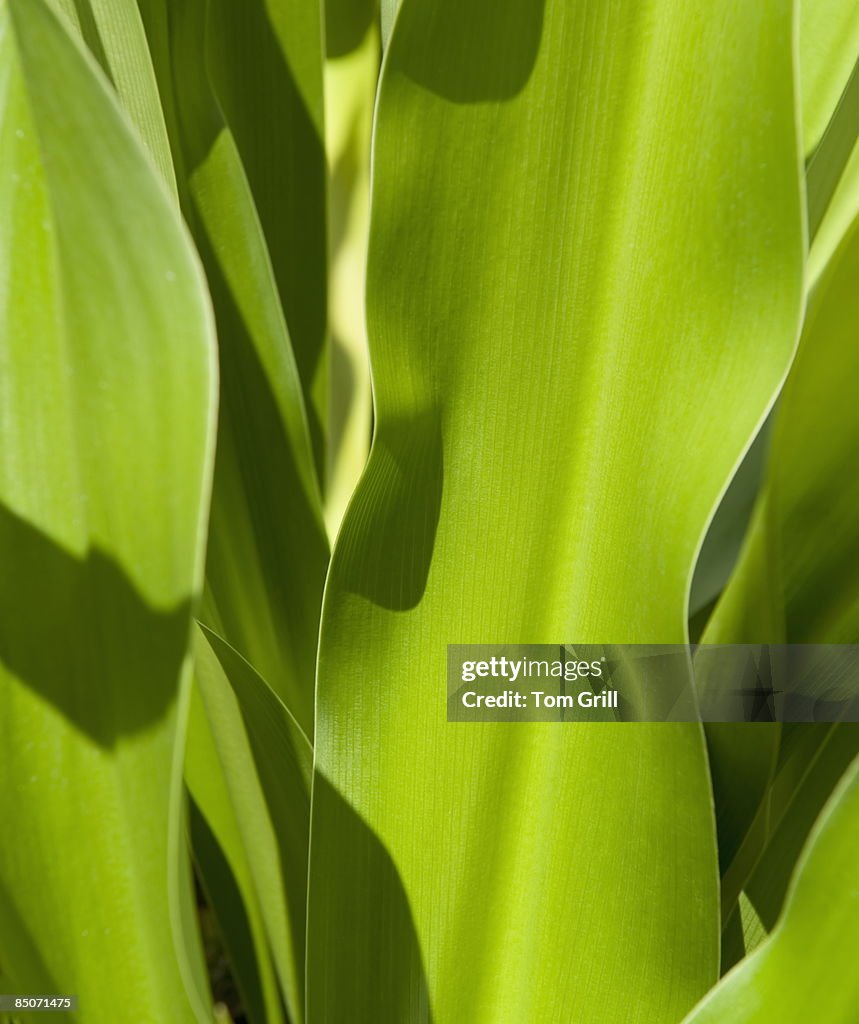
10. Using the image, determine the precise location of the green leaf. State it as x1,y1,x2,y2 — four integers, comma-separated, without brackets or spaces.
124,4,327,1010
691,10,859,623
308,1,803,1020
705,202,859,646
43,0,176,191
716,722,838,928
204,0,329,468
380,0,398,49
799,0,859,157
682,753,859,1023
801,9,859,284
702,208,859,939
688,422,771,622
706,721,781,878
809,134,859,283
185,681,286,1024
0,0,216,1019
190,627,312,1023
805,58,859,240
136,0,328,737
743,724,859,932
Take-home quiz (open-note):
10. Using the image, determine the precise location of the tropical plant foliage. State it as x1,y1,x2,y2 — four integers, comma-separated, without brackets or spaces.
0,0,857,1021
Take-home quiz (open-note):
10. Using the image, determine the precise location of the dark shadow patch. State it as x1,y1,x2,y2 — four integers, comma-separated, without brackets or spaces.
306,772,433,1022
325,0,378,58
393,0,546,104
337,408,443,610
0,501,190,746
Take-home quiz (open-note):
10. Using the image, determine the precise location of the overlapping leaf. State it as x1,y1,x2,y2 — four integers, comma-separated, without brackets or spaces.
203,0,328,465
701,191,859,962
187,628,312,1023
690,0,859,621
44,0,175,190
683,754,859,1023
799,0,859,157
119,4,329,1017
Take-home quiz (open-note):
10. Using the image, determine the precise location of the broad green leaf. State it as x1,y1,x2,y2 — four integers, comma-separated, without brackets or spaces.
682,753,859,1023
20,8,213,1013
0,1,216,1019
190,627,312,1023
308,1,803,1021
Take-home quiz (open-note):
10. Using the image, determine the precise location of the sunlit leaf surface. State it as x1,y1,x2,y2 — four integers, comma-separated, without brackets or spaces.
309,1,803,1021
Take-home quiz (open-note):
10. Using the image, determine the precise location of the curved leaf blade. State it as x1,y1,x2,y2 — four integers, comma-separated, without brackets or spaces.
309,1,803,1021
0,1,216,1018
